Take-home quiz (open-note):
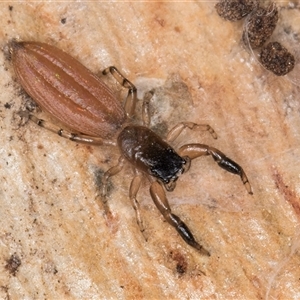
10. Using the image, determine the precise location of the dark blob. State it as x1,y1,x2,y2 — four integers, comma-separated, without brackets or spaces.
260,42,295,76
243,4,278,49
5,253,21,276
215,0,258,21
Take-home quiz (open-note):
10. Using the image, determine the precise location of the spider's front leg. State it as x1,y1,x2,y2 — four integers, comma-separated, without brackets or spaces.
150,181,210,256
178,144,253,194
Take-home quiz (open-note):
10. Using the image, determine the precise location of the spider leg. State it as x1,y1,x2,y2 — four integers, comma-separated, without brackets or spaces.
178,143,253,194
150,181,210,256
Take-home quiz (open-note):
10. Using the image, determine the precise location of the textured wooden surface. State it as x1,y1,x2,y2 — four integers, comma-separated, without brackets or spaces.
0,2,299,299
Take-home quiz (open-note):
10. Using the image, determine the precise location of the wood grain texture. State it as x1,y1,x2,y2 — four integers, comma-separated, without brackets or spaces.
0,2,299,299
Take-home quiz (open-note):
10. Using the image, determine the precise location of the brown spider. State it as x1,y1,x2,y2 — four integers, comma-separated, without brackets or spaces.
11,41,252,256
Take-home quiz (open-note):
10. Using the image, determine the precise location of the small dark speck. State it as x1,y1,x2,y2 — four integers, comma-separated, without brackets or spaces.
284,26,292,35
8,5,13,11
94,167,114,195
174,26,181,33
170,250,188,276
5,253,21,276
176,263,186,275
4,103,11,109
61,18,67,24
